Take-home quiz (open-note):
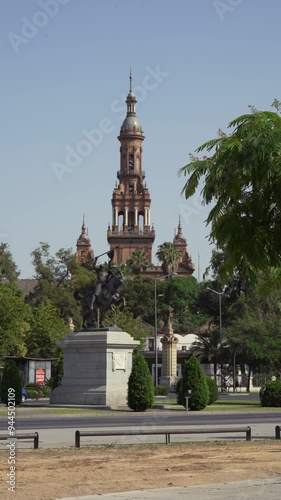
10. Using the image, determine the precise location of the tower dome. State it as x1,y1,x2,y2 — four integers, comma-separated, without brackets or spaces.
119,71,143,136
120,115,143,134
77,216,90,244
75,215,94,265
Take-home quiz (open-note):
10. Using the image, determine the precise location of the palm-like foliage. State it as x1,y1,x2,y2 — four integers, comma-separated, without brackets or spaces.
178,107,281,280
189,330,222,375
156,242,180,276
126,250,149,275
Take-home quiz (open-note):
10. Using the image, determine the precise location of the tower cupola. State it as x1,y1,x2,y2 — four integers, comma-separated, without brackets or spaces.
120,71,143,136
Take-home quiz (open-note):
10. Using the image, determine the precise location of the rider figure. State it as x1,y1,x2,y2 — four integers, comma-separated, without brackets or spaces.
90,255,113,310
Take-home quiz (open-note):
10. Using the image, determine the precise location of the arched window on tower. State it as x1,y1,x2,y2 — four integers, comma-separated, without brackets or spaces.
81,251,85,262
139,213,144,232
129,153,134,171
118,212,124,233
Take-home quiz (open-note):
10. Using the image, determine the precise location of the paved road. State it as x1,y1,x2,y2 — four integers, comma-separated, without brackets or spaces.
0,409,280,430
57,478,281,500
0,409,280,448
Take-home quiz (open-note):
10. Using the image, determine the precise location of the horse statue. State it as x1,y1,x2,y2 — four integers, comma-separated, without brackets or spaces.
75,265,125,329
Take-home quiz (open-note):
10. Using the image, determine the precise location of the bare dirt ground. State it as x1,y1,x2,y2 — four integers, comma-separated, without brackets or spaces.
1,441,281,500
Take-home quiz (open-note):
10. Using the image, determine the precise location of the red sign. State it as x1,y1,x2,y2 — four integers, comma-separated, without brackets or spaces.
35,369,45,385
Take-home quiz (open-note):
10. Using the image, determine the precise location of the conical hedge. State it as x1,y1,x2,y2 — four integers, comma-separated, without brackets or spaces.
0,360,22,406
179,356,209,411
127,353,154,411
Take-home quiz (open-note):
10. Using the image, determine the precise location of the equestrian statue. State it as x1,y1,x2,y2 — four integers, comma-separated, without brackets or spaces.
75,249,125,329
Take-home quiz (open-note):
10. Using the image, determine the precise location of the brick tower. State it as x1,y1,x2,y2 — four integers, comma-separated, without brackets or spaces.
75,215,94,265
107,73,155,265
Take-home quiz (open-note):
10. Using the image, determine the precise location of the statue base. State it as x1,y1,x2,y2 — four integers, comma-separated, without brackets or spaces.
159,375,178,391
50,327,139,407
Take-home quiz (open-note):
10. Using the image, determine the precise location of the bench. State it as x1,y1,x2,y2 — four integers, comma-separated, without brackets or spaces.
0,432,39,449
75,426,251,448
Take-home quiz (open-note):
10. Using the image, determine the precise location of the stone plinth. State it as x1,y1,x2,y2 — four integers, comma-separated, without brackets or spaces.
50,327,139,407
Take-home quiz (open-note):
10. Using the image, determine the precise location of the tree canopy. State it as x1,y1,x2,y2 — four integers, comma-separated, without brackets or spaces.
179,104,281,280
25,299,68,358
156,242,180,276
0,243,19,282
157,276,201,333
126,250,149,275
0,282,30,358
28,242,82,328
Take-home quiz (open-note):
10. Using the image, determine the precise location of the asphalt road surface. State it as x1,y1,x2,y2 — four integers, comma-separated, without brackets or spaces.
0,410,279,430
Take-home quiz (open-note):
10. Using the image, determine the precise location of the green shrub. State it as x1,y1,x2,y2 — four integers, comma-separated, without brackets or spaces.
127,353,154,411
39,384,52,397
206,376,219,405
26,389,40,400
154,385,170,396
260,380,281,407
0,360,22,406
26,383,44,393
25,383,51,398
177,356,209,411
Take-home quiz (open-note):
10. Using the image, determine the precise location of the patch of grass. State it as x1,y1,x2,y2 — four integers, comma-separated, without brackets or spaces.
203,404,281,412
216,399,260,405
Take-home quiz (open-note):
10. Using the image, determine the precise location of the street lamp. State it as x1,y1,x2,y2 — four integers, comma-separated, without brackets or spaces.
152,274,175,386
206,287,224,392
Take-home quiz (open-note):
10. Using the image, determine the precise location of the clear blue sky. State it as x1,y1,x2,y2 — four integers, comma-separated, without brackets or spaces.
1,0,280,279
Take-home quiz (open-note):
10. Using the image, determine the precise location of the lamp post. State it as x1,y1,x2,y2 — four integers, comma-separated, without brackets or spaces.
152,274,174,386
206,287,224,392
232,336,251,393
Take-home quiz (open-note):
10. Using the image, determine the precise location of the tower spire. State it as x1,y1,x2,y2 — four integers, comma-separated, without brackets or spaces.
177,215,182,235
129,67,132,92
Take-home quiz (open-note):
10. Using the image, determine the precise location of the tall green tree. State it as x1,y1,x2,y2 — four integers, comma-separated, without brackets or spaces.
189,330,222,376
156,242,180,276
0,243,19,282
0,282,30,358
28,243,82,328
126,250,149,275
31,243,77,284
179,104,281,280
26,299,68,358
157,276,200,333
122,276,154,322
104,307,152,349
224,283,281,378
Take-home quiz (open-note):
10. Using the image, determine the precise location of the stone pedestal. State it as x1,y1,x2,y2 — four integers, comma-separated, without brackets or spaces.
50,327,139,407
159,333,178,388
